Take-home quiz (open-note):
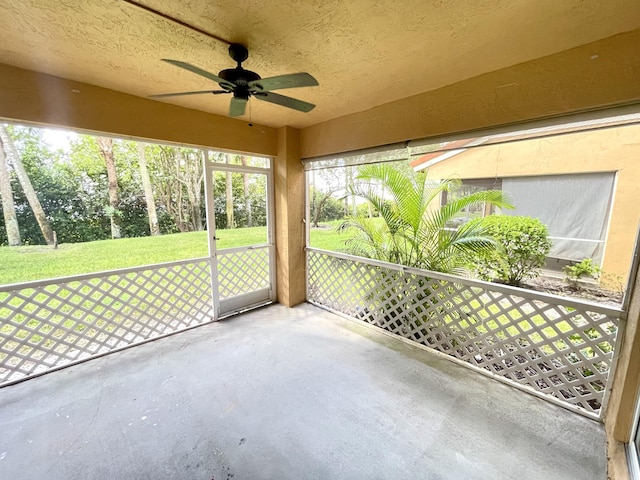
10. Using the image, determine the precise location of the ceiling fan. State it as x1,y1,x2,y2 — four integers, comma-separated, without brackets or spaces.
151,43,319,117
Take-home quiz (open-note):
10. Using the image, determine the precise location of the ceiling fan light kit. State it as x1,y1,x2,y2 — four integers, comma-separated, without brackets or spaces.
151,43,319,118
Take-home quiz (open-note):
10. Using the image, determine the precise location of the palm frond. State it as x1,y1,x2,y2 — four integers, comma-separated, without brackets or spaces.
427,189,512,230
342,164,513,274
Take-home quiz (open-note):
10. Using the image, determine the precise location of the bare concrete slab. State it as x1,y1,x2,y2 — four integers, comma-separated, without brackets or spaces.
0,303,605,479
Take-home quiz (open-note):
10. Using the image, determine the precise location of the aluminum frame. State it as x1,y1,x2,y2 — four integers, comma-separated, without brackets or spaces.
205,160,276,318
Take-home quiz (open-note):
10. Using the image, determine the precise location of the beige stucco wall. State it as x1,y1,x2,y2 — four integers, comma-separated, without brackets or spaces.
423,124,640,285
0,63,278,157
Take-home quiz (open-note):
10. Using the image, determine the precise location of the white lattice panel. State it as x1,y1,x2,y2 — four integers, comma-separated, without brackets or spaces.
218,248,270,299
0,259,213,385
307,250,621,418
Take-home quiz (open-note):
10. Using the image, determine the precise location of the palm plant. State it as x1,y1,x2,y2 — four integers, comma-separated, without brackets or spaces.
340,163,513,274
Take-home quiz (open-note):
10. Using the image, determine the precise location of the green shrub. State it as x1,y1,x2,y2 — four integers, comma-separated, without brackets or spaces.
564,258,601,282
471,215,552,286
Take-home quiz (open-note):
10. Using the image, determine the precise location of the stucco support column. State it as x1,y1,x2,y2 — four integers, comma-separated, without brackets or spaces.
605,253,640,479
274,126,306,307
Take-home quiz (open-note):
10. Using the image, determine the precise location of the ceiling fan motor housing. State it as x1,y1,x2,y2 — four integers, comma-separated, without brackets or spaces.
218,68,261,86
152,41,318,117
228,43,249,64
219,67,261,99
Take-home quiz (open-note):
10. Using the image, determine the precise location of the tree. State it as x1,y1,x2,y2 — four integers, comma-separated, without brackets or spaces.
310,167,347,227
240,156,252,227
67,135,125,242
136,142,159,236
340,163,513,274
4,128,102,245
345,166,357,216
311,185,342,227
311,189,344,223
96,136,121,239
152,145,204,232
0,125,55,245
211,157,267,229
0,133,20,246
225,155,234,228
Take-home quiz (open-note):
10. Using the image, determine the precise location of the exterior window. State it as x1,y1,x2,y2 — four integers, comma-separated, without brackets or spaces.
442,178,502,228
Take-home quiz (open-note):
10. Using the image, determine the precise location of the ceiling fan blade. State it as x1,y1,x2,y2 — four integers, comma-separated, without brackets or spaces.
254,91,315,112
161,59,235,88
150,90,229,98
229,97,248,117
248,72,319,92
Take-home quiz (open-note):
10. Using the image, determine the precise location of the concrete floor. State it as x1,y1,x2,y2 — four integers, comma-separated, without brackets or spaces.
0,303,605,480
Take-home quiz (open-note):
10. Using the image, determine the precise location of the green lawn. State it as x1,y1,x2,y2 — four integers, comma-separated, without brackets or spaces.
0,227,271,285
0,223,351,285
309,220,351,252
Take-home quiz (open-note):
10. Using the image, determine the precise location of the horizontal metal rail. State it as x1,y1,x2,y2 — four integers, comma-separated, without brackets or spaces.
0,256,211,293
208,162,270,174
217,244,270,255
306,247,624,318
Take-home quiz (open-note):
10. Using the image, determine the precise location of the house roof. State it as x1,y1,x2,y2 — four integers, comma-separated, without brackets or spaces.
0,1,639,130
409,138,481,171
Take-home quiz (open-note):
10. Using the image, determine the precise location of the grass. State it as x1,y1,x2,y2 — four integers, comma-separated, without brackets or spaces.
0,223,341,364
0,220,354,285
0,227,269,285
309,220,351,252
0,217,371,285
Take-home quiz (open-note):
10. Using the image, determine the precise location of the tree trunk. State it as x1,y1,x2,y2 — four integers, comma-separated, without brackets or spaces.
0,135,21,246
313,194,329,228
313,188,340,227
225,156,234,229
343,167,350,217
310,170,317,227
137,142,160,236
192,151,204,231
0,126,54,245
240,156,252,227
347,167,357,215
97,137,121,239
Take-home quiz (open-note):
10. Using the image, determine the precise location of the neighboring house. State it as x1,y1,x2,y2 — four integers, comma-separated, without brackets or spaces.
410,122,640,284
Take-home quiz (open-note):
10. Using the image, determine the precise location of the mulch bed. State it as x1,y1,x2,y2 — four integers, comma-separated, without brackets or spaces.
521,276,623,307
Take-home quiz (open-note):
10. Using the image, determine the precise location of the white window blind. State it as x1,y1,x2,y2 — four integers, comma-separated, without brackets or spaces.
502,173,615,263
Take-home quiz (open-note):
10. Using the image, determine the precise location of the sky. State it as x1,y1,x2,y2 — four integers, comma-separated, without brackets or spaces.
42,127,77,152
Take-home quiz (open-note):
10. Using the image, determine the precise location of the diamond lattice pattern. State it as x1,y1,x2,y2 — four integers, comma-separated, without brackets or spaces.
0,260,213,385
307,251,620,417
218,248,270,299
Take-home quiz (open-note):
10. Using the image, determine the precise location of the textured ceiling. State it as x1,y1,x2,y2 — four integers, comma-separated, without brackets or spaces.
0,0,639,129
